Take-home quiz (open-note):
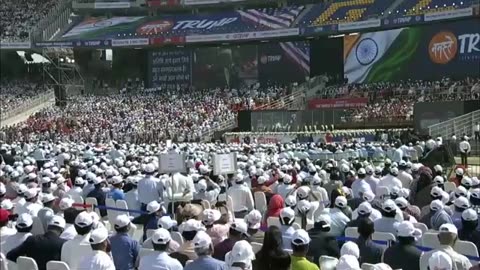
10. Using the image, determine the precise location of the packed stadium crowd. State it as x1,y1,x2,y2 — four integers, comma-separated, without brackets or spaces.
0,80,51,116
0,0,56,42
0,85,288,143
0,134,477,270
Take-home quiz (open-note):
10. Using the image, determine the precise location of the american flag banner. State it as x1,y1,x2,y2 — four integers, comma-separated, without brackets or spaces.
238,6,310,75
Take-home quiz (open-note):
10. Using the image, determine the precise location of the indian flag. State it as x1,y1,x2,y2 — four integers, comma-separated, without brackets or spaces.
344,28,405,83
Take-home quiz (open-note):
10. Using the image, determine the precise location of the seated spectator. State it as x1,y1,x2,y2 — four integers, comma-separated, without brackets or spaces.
213,220,249,261
254,226,290,270
225,240,256,270
336,254,361,270
373,199,399,234
202,209,229,246
109,215,140,270
355,218,383,264
279,207,296,250
383,221,422,270
1,213,33,254
179,219,205,261
340,241,360,260
61,211,94,269
244,210,264,244
290,229,319,270
307,215,340,264
458,209,480,250
429,200,453,230
429,251,453,270
142,216,180,252
139,228,183,270
184,231,225,270
78,227,116,270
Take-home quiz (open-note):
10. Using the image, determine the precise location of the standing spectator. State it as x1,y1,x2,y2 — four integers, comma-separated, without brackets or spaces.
355,218,383,265
78,227,116,270
459,137,471,166
383,221,422,270
7,216,67,270
419,224,472,270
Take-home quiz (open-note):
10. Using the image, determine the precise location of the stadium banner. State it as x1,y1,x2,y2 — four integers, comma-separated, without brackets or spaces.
344,18,480,83
34,41,75,48
307,97,368,109
258,41,310,85
183,0,245,5
185,28,300,43
424,7,473,21
0,42,31,49
60,6,304,41
149,36,186,45
147,0,181,7
93,2,131,9
382,15,423,27
111,38,149,47
337,19,381,31
148,49,192,90
224,133,327,144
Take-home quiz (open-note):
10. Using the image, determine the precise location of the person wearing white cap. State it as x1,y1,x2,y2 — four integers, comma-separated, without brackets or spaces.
225,240,255,270
429,251,453,270
1,213,33,254
325,196,351,237
276,174,295,199
364,165,380,194
430,200,454,230
420,223,472,270
78,227,115,270
213,220,249,261
109,214,140,270
383,221,422,270
340,241,360,260
277,207,296,250
336,254,361,270
125,175,141,217
143,216,180,252
139,228,183,270
373,199,399,235
397,160,413,189
16,188,43,217
107,175,125,201
137,163,163,211
61,211,94,269
201,209,229,246
377,167,403,191
459,136,471,166
37,192,56,232
244,209,264,244
164,172,195,214
451,196,470,229
458,209,480,249
355,219,383,265
290,229,320,270
351,168,373,199
194,179,221,204
184,231,225,270
307,214,340,263
67,176,86,204
227,174,254,218
7,215,67,270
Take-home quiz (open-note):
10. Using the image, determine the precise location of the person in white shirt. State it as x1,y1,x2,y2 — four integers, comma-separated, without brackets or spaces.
139,228,183,270
16,188,43,217
279,207,297,250
351,168,372,198
227,175,254,218
1,213,32,254
125,176,141,217
276,174,295,199
378,167,403,191
61,211,94,269
164,172,195,214
66,177,86,204
364,166,379,193
459,137,471,166
393,146,403,163
78,227,115,270
474,121,480,141
37,193,56,232
397,160,413,189
137,164,163,211
194,179,220,204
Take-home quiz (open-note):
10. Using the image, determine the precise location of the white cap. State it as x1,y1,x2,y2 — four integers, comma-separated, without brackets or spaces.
196,180,207,192
226,240,255,265
280,207,295,223
144,164,156,173
231,220,249,236
396,221,422,238
431,186,443,197
1,199,13,210
395,197,409,209
40,177,51,184
382,199,396,212
434,165,443,172
114,214,131,229
111,176,123,185
244,209,262,230
157,216,177,229
285,195,297,207
193,230,212,249
454,196,470,209
439,223,458,235
456,168,464,176
429,251,453,270
433,176,445,185
358,202,373,215
41,193,56,204
151,228,171,244
202,209,221,226
297,200,312,214
337,255,360,270
93,177,106,185
296,186,310,199
430,200,444,211
59,197,74,210
75,211,94,228
146,201,161,214
48,215,66,229
16,213,34,228
315,215,331,229
89,227,109,244
390,167,399,175
283,174,292,184
24,188,39,200
341,241,360,258
335,196,348,208
0,182,6,195
462,208,478,221
180,219,205,232
362,190,375,202
357,168,366,175
291,229,311,246
75,177,85,185
257,176,266,185
461,177,473,187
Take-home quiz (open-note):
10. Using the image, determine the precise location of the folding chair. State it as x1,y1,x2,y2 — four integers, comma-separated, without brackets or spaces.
251,242,262,253
116,200,130,217
85,197,101,218
267,217,281,228
319,256,338,270
421,232,440,250
413,222,428,234
361,263,376,270
345,227,359,240
17,256,38,270
254,192,267,213
171,231,184,246
455,240,479,263
105,198,118,225
372,232,395,246
46,261,70,270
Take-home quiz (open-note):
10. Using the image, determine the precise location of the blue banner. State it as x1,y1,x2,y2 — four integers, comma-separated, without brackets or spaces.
149,49,192,90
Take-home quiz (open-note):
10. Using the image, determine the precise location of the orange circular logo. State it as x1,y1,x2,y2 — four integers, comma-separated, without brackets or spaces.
429,31,458,64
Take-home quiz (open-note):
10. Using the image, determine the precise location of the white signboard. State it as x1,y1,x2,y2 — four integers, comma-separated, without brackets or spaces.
213,153,237,175
159,153,186,173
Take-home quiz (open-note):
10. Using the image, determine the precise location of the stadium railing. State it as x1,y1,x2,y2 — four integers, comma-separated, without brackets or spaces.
0,90,55,121
429,109,480,139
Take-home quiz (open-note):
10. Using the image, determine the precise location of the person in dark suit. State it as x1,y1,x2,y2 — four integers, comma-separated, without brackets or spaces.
383,221,423,270
7,215,67,270
355,218,383,265
307,215,340,266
